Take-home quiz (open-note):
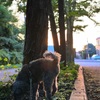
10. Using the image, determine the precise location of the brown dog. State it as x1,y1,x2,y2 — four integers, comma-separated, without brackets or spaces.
12,51,61,100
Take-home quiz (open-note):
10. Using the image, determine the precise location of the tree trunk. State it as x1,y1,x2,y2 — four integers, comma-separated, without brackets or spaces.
23,0,48,64
58,0,66,65
66,0,76,63
66,17,73,62
48,0,59,52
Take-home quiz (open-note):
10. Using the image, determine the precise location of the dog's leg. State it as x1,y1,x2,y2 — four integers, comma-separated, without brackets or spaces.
52,77,58,95
32,83,39,100
44,74,53,100
38,82,46,97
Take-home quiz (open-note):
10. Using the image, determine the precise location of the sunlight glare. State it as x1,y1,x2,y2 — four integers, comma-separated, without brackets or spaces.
48,31,53,46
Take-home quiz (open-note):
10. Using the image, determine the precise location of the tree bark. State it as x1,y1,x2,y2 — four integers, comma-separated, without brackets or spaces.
23,0,48,64
66,0,76,62
66,17,73,62
58,0,66,65
48,0,59,52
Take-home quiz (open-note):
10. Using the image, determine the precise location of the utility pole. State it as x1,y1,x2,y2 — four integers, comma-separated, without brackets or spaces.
87,38,90,59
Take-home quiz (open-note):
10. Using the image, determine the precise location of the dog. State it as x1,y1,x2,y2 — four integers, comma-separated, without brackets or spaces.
12,51,61,100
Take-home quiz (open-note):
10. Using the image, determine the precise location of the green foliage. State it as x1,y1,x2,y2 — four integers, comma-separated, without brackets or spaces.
0,73,18,99
0,64,21,70
53,63,79,100
82,43,96,57
0,4,24,65
0,0,13,7
16,0,27,13
0,5,17,23
74,25,88,32
52,0,100,31
0,50,23,65
0,64,20,99
0,81,13,99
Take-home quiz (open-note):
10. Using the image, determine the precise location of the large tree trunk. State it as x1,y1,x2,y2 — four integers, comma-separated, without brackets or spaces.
48,0,59,52
23,0,48,64
58,0,66,65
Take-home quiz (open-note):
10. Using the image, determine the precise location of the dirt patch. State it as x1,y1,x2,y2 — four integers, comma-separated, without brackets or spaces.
83,67,100,100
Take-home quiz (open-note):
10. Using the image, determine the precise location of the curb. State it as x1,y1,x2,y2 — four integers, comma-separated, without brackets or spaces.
69,66,88,100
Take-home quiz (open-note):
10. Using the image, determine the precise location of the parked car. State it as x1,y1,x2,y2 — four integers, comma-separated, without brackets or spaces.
91,54,100,60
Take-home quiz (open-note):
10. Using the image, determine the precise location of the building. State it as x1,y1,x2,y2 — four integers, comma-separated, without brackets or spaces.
96,37,100,55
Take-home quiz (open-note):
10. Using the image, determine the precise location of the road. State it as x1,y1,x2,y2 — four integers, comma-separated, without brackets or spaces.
0,59,100,82
0,68,18,82
75,59,100,67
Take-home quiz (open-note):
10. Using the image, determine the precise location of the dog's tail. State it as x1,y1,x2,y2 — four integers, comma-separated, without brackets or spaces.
43,51,61,64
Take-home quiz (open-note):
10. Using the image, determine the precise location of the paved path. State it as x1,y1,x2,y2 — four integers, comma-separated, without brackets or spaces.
70,66,87,100
0,69,18,82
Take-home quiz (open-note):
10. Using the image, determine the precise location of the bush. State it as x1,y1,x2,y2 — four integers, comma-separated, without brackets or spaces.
54,63,79,100
0,64,21,70
0,49,23,65
0,74,17,100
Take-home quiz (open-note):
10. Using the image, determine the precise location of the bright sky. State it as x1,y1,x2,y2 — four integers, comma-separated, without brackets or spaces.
48,14,100,52
73,14,100,51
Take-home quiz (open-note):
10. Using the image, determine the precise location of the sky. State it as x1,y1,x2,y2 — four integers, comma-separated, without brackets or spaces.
73,15,100,51
48,14,100,51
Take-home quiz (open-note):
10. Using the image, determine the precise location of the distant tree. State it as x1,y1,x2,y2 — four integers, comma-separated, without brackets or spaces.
0,0,13,7
0,4,23,64
84,43,96,57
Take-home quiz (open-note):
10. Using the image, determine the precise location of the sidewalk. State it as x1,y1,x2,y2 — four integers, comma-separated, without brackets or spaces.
0,69,18,82
70,66,87,100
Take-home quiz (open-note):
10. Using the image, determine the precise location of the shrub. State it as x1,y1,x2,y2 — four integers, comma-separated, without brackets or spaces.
0,49,23,65
0,74,17,100
0,64,21,70
54,63,79,100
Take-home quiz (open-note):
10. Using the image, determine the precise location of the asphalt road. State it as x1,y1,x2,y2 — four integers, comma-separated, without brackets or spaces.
75,59,100,67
